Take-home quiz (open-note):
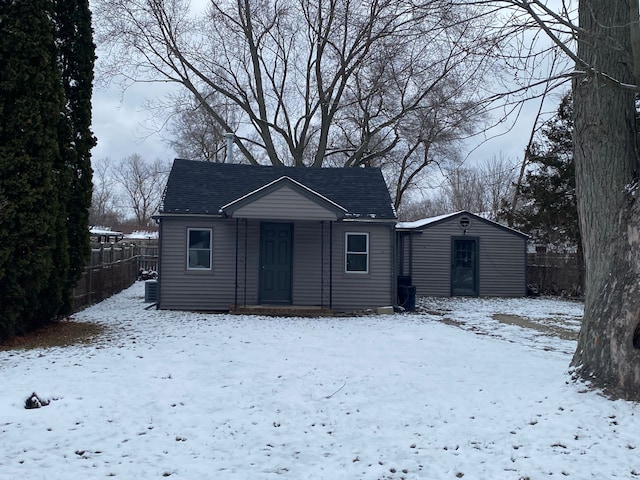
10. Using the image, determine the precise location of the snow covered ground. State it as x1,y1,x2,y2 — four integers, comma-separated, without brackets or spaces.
1,282,639,479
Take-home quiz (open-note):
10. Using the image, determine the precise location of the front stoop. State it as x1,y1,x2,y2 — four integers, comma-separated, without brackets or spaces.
230,305,333,317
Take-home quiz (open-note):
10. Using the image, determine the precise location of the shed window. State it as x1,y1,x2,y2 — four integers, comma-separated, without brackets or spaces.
187,228,212,270
345,232,369,273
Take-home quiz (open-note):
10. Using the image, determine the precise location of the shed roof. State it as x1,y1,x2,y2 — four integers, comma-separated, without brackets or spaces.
160,159,397,220
396,210,529,238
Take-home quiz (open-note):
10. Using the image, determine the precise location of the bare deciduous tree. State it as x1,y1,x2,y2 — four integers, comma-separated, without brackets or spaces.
93,0,502,206
442,166,486,214
167,92,240,162
471,0,640,400
89,157,124,226
113,155,170,226
441,155,517,219
481,154,520,217
397,195,449,221
397,154,517,221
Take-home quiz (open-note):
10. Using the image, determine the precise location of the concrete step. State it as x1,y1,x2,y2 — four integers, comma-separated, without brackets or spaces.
230,305,333,317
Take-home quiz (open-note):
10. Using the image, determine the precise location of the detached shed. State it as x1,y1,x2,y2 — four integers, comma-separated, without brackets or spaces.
397,211,528,297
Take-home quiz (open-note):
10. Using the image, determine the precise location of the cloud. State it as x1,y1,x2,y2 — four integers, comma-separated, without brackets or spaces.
91,82,176,162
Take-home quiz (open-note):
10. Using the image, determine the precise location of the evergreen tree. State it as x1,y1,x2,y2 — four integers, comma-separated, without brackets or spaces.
0,0,95,339
55,0,96,313
0,0,66,337
507,93,581,254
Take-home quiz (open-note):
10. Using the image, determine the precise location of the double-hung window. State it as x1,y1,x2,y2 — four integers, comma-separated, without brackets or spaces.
345,232,369,273
187,228,212,270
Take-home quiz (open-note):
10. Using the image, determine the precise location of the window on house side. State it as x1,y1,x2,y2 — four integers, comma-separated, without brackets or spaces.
345,232,369,273
187,228,212,270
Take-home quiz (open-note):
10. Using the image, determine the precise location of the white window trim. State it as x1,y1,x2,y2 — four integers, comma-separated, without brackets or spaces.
186,228,212,271
345,232,369,274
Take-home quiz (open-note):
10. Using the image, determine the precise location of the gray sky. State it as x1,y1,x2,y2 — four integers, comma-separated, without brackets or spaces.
92,81,176,163
91,77,562,169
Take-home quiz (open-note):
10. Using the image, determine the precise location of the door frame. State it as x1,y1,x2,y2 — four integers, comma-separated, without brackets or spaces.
450,236,479,296
259,222,293,304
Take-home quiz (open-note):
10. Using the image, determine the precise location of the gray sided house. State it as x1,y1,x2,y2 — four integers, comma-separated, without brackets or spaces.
397,211,529,297
155,159,397,313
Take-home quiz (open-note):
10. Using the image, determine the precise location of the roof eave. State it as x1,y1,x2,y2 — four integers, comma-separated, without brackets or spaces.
154,212,224,219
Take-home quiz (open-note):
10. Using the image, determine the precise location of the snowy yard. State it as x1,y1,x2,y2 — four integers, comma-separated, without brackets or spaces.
1,282,639,479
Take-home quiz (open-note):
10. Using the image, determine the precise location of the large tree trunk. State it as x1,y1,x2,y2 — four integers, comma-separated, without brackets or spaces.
570,0,640,398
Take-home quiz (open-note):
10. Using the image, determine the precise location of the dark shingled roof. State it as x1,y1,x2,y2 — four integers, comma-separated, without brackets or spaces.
161,159,397,220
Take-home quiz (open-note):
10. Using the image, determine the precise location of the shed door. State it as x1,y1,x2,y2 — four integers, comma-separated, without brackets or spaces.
451,237,479,296
259,223,293,304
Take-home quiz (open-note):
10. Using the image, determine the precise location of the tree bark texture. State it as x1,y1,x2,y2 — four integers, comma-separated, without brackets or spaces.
571,0,640,398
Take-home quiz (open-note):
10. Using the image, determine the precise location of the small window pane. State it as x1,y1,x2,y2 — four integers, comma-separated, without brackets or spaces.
189,230,210,249
189,250,210,269
188,229,211,270
347,253,367,272
346,233,368,273
347,234,367,252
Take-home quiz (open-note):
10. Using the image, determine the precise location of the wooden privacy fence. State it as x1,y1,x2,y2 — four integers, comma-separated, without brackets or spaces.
71,243,158,312
137,244,159,273
527,252,585,297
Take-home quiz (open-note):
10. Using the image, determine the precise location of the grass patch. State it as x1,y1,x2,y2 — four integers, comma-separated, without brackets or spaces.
0,320,105,351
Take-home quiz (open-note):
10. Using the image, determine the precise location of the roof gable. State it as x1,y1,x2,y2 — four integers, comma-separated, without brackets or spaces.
221,176,348,220
161,159,396,220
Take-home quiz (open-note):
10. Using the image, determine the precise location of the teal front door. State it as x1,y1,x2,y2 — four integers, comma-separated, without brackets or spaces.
259,223,293,304
451,237,479,296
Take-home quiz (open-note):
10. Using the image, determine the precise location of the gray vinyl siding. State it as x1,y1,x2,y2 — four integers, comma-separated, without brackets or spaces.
478,232,526,296
233,219,260,306
397,232,413,278
232,220,329,308
292,221,331,307
405,217,527,297
159,218,393,311
231,186,338,221
330,223,395,311
238,220,385,310
409,227,452,297
159,217,237,310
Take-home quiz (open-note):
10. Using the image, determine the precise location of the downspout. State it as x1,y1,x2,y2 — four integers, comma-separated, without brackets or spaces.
156,218,162,310
392,224,397,308
524,237,529,296
329,221,333,310
234,218,239,308
398,232,405,276
244,219,248,306
321,221,325,308
409,232,414,278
